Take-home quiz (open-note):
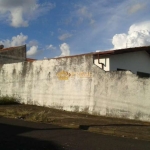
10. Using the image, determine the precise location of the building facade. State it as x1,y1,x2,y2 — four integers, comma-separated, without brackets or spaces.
0,45,26,64
94,46,150,77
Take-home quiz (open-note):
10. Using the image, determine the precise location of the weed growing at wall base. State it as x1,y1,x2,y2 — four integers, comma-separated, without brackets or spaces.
0,96,19,105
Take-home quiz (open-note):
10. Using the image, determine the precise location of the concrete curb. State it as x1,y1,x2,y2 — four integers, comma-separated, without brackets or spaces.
88,126,150,141
52,122,150,141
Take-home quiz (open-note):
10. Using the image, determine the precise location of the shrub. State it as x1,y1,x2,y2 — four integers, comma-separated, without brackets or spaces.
0,95,19,105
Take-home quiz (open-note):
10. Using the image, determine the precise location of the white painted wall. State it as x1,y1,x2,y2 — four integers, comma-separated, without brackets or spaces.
0,55,94,113
93,70,150,121
1,54,150,122
94,58,110,71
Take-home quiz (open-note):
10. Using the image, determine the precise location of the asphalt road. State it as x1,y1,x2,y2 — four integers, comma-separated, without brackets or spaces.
0,117,150,150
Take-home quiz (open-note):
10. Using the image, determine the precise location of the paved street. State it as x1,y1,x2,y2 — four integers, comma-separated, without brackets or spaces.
0,117,150,150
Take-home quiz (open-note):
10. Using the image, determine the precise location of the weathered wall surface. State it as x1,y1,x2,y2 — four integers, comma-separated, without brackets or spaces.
0,45,26,64
0,54,150,122
0,55,94,113
93,69,150,121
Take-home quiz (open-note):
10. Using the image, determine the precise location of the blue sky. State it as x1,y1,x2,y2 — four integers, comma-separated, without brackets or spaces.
0,0,150,59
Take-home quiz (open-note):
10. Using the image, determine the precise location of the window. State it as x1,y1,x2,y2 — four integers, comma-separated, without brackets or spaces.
137,71,150,78
117,68,127,71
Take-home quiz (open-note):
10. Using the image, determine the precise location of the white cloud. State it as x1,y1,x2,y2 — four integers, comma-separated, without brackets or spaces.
59,43,70,57
76,6,95,25
0,33,27,47
47,44,56,50
27,45,38,56
0,0,55,27
112,34,127,49
58,33,72,41
128,21,150,34
0,33,38,56
28,40,38,47
112,21,150,49
128,3,146,14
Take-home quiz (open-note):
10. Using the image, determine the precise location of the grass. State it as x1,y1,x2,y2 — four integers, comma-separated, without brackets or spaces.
0,96,19,105
27,110,49,122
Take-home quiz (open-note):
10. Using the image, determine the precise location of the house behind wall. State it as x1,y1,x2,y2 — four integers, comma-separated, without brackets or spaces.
0,45,26,64
94,46,150,77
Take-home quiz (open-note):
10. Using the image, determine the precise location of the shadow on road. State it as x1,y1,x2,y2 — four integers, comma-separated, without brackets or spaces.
0,122,67,150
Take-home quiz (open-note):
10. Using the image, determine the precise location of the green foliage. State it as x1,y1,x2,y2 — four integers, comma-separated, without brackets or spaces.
0,95,19,105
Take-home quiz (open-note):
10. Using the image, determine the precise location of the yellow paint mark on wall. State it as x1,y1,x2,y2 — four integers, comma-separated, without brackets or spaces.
57,71,71,80
57,71,92,80
71,72,92,78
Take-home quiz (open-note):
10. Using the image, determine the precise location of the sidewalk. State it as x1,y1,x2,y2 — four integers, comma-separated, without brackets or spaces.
0,104,150,141
48,115,150,141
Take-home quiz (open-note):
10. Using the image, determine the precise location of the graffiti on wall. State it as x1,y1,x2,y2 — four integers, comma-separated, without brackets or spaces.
57,71,71,80
57,71,92,80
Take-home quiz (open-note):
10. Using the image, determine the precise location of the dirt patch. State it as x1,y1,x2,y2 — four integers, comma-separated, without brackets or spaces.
0,104,109,126
0,104,150,141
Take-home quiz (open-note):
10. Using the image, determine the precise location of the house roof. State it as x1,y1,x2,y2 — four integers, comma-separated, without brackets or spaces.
2,45,149,60
53,45,150,60
0,45,26,53
26,58,36,62
93,45,150,56
0,45,36,62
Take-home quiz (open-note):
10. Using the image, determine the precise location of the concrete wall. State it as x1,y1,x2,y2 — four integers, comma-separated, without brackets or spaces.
94,51,150,74
0,45,26,64
0,54,150,122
